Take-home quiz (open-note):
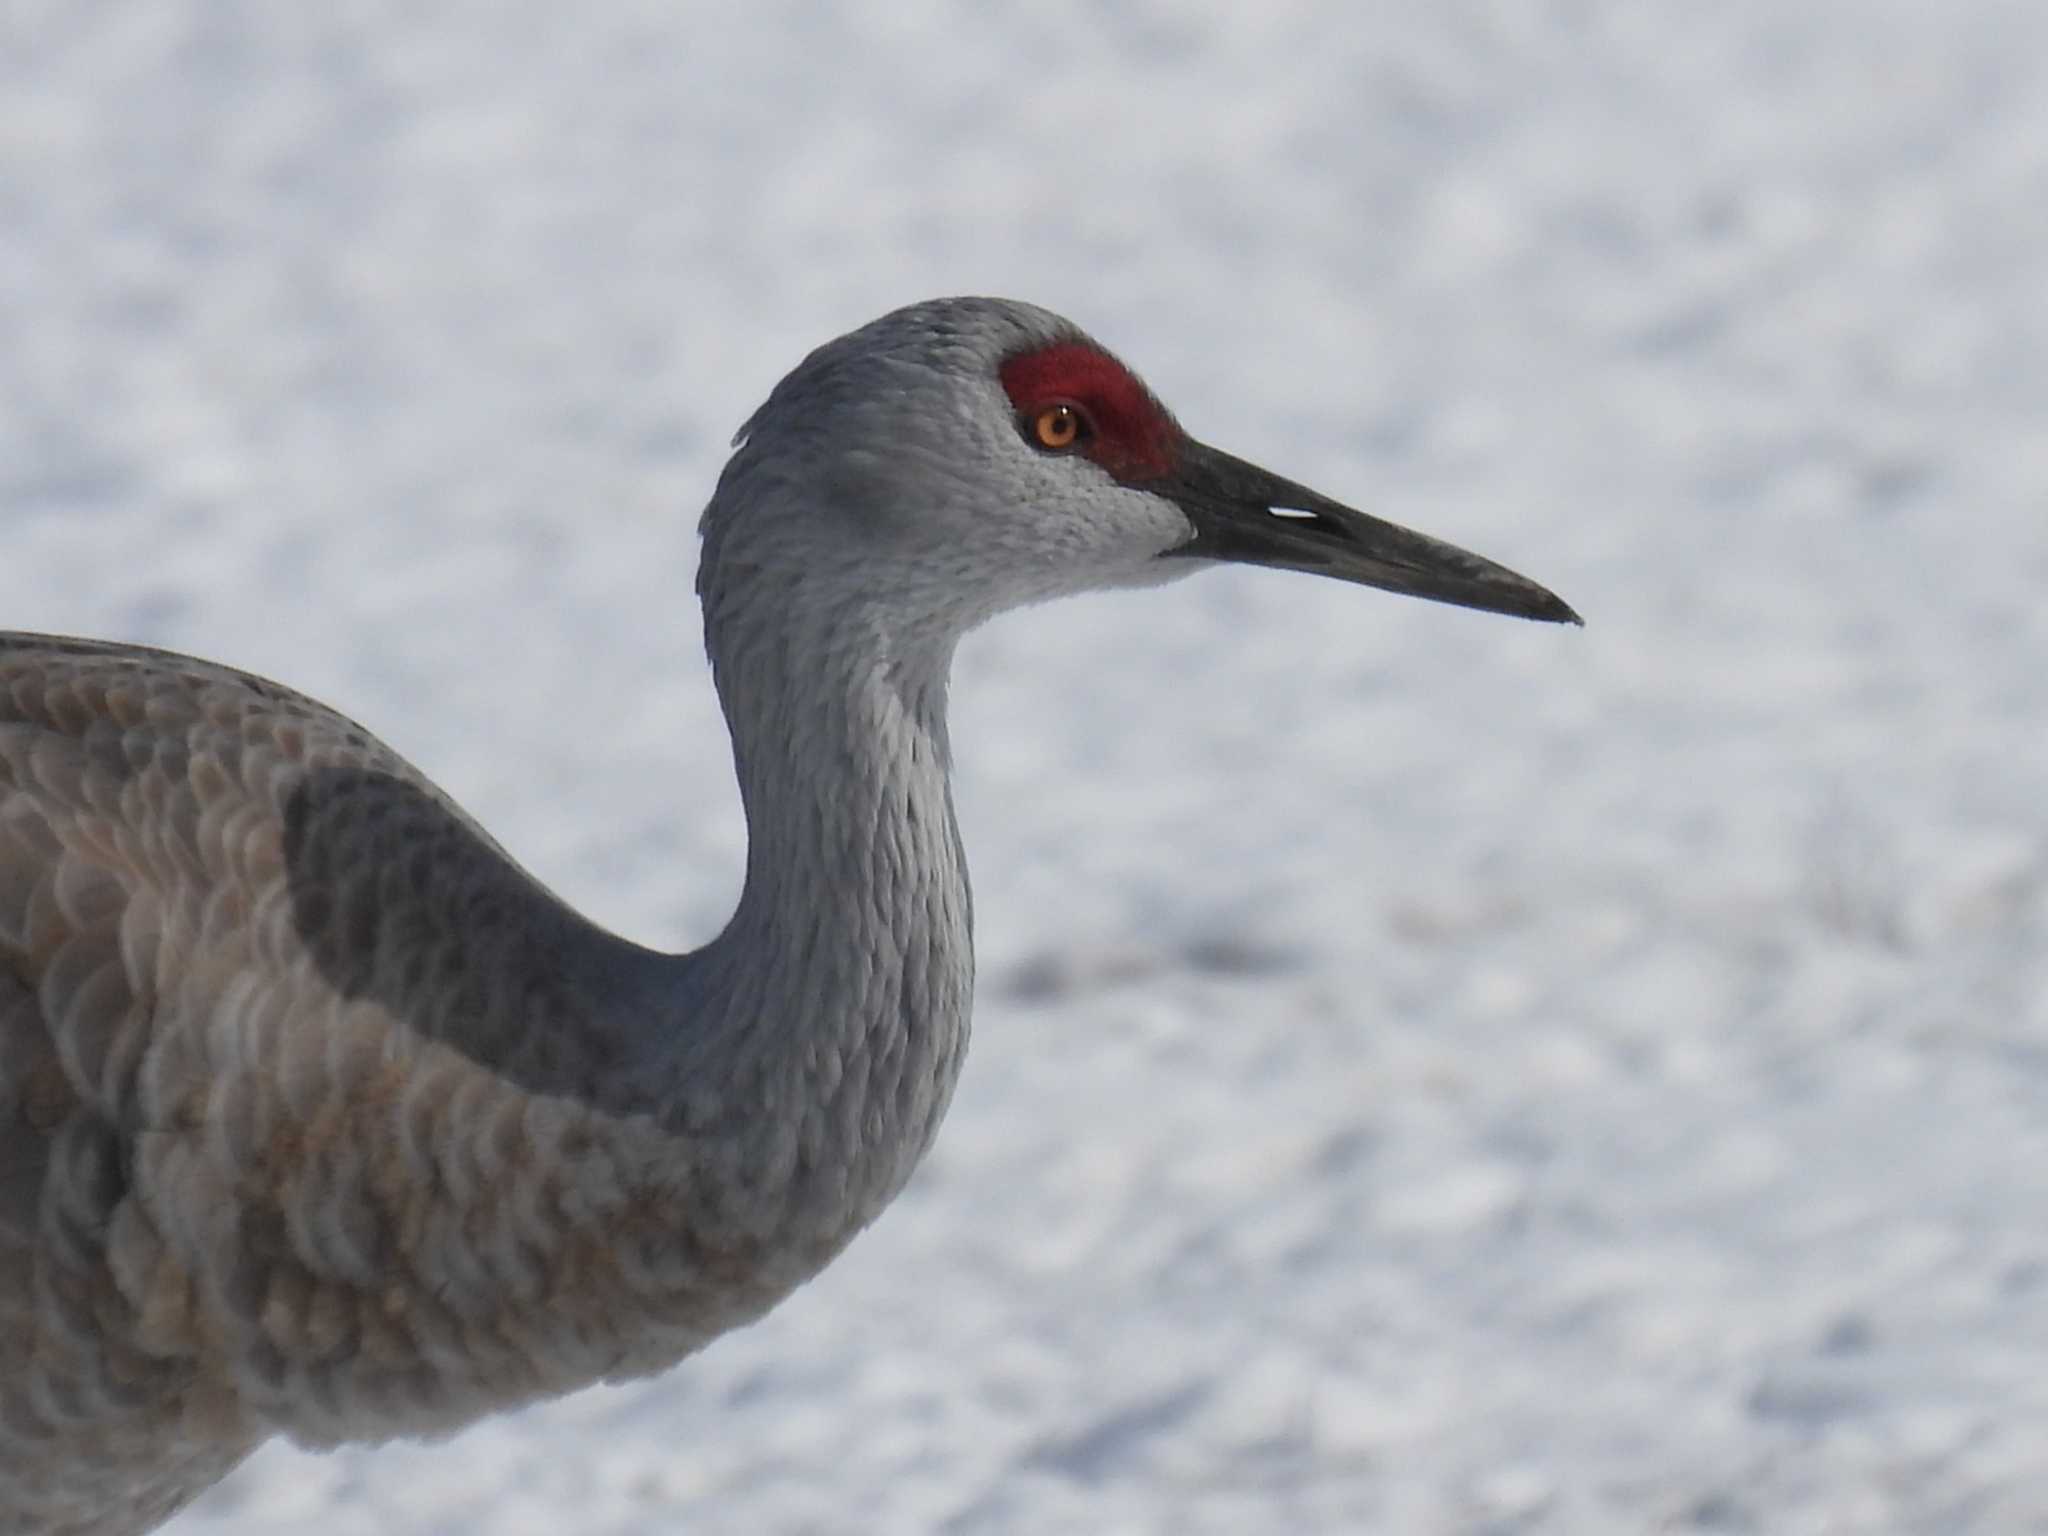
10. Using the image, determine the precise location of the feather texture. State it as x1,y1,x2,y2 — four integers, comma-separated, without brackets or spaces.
0,636,922,1532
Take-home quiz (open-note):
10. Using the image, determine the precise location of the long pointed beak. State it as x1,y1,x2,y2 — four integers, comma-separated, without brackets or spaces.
1159,440,1581,625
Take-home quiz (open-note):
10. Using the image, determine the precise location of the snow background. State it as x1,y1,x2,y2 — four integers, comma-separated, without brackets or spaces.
4,2,2047,1530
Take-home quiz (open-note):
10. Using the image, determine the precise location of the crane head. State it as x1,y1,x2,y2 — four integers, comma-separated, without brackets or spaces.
700,298,1579,637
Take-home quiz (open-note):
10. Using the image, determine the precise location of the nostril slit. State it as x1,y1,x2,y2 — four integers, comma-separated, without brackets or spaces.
1268,505,1320,521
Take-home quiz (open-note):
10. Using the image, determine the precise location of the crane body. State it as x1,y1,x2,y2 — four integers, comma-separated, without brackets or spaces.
0,298,1576,1533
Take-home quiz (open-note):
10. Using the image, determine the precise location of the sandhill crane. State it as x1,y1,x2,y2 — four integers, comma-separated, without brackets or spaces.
0,297,1577,1534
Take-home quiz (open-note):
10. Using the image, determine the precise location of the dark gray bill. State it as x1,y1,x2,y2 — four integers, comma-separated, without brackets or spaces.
1159,440,1581,625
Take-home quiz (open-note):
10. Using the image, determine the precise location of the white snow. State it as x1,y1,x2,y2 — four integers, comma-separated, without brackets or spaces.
4,3,2046,1531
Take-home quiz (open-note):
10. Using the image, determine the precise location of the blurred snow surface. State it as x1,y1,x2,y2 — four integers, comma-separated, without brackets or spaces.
4,3,2047,1532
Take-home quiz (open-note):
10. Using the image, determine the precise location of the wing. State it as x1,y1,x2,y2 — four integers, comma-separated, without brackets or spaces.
0,635,681,1535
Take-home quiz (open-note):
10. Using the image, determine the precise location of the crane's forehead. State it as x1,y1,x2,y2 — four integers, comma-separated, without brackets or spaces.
997,341,1180,482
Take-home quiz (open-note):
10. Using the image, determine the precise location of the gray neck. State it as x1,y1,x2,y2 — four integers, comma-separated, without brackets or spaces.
659,580,974,1253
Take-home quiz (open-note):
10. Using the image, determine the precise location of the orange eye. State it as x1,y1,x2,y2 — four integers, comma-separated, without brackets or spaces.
1029,403,1086,452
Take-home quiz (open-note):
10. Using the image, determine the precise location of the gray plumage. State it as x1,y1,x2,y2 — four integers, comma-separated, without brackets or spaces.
0,298,1576,1534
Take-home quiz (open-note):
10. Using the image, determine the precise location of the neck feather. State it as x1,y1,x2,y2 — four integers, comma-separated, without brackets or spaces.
662,579,975,1255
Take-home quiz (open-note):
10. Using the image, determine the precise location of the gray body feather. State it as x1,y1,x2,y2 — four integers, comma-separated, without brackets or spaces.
0,611,970,1532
